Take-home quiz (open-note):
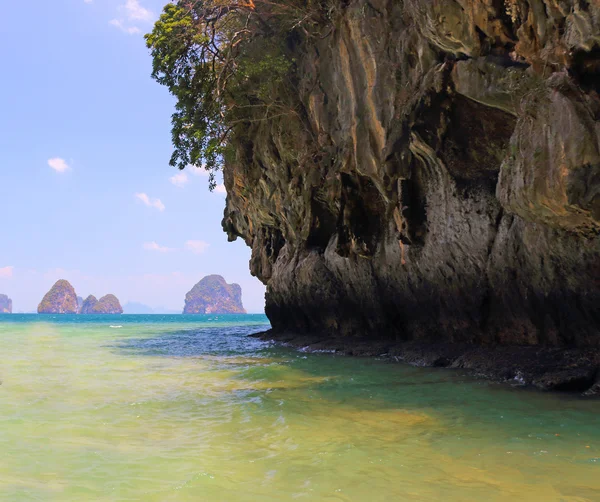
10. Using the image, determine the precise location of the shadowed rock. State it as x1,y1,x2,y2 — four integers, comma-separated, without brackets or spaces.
80,295,99,314
221,1,600,350
0,294,12,313
92,295,123,314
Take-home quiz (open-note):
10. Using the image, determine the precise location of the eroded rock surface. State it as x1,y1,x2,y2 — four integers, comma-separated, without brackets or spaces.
222,1,600,354
38,280,78,314
80,295,99,314
183,275,246,314
92,294,123,314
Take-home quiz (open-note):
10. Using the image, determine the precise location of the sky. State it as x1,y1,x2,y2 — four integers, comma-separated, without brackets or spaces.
0,0,266,313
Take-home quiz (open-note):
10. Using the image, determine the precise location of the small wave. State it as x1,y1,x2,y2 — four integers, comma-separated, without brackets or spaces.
110,325,123,329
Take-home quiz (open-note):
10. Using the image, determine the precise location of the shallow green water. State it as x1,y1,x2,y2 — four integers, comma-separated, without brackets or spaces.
0,315,598,501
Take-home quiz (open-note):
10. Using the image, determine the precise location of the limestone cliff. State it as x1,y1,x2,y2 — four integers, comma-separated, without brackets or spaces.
92,294,123,314
0,294,12,313
221,1,600,352
80,295,99,314
183,275,246,314
38,280,78,314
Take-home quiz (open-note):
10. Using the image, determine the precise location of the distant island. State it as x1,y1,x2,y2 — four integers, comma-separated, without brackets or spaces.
80,295,98,314
38,280,123,314
32,277,247,315
38,280,79,314
183,275,246,314
92,295,123,314
0,294,12,313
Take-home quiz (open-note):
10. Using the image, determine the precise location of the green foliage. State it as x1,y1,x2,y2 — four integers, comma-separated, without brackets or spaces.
145,1,321,189
146,3,222,188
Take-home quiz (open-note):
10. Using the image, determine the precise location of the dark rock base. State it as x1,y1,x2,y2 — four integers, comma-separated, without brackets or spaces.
252,330,600,396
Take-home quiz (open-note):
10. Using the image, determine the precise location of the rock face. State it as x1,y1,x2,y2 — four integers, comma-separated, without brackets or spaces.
38,280,78,314
222,1,600,349
0,294,12,313
80,295,99,314
183,275,246,314
77,296,84,313
91,295,123,314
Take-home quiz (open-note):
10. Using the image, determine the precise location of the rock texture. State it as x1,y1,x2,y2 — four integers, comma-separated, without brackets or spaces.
91,295,123,314
77,296,84,313
38,280,79,314
222,2,600,364
0,294,12,313
183,275,246,314
80,295,99,314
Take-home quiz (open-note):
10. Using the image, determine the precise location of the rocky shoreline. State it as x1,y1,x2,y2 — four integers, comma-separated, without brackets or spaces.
217,2,600,359
150,1,600,384
252,330,600,396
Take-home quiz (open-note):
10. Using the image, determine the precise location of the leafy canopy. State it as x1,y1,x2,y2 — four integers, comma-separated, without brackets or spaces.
145,1,323,189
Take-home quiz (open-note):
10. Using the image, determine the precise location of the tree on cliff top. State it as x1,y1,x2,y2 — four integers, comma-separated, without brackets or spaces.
146,0,327,189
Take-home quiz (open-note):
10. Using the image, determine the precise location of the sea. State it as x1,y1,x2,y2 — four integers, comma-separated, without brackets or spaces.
0,314,598,501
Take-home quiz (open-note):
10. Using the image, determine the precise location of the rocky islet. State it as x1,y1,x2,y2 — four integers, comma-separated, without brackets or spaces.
0,294,12,313
183,275,246,314
38,281,123,315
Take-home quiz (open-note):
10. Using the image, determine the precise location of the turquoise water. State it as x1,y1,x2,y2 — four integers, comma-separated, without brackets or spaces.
0,314,599,501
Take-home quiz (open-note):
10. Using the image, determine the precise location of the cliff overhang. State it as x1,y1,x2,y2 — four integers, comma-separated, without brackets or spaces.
219,0,600,353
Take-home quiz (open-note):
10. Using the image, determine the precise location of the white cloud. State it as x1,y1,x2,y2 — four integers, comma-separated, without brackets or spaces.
110,19,141,34
170,171,188,188
84,0,93,4
135,193,165,211
123,0,153,21
143,242,174,253
111,0,153,34
48,157,70,173
214,184,227,195
0,266,14,279
185,240,209,255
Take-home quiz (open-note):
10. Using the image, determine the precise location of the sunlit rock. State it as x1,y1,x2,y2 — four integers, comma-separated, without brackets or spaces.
183,275,246,314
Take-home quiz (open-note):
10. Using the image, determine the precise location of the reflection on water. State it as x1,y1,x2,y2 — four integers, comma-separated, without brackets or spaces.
0,315,598,501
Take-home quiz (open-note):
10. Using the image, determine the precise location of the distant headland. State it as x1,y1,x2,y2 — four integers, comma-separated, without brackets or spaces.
37,280,123,314
0,294,12,313
183,275,246,314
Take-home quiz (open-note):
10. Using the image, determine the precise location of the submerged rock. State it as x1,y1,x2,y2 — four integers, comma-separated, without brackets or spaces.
80,295,99,314
91,294,123,314
183,275,246,314
38,280,78,314
0,294,12,313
